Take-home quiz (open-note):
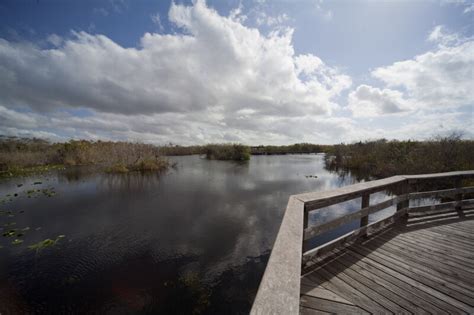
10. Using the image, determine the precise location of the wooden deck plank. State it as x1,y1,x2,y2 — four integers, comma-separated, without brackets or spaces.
344,250,466,314
404,229,474,251
339,251,449,314
300,296,368,314
450,220,474,229
362,236,474,286
301,221,474,314
442,223,474,234
299,306,332,315
351,245,474,305
373,231,474,275
300,284,354,305
390,232,474,265
322,261,407,313
348,245,474,311
417,225,474,243
394,230,474,257
430,225,474,239
306,269,390,313
331,256,428,314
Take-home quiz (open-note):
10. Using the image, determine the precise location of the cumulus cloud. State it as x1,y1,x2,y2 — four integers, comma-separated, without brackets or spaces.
0,0,354,144
441,0,474,13
372,36,473,109
347,85,410,117
348,25,473,118
150,12,164,32
255,12,289,27
0,0,349,118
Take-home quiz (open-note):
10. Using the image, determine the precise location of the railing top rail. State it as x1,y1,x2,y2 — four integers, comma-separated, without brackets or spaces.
295,171,474,211
295,175,404,210
250,196,304,314
403,170,474,179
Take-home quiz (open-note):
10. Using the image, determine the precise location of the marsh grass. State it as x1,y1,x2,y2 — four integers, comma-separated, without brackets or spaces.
325,133,474,179
0,137,169,177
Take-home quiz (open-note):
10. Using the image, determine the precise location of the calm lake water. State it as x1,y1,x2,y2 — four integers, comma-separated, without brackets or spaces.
0,154,386,314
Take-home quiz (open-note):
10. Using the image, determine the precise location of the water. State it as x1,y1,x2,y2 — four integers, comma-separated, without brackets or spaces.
0,154,367,314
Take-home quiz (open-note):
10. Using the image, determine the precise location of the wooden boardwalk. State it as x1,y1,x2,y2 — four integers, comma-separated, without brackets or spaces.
251,171,474,315
300,216,474,314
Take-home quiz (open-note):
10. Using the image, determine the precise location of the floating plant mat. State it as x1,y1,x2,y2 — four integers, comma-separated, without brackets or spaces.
0,179,66,251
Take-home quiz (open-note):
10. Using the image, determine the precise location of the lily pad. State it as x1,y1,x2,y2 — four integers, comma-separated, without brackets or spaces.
3,230,16,237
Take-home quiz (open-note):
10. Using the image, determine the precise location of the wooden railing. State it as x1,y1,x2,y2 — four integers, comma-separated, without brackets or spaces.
250,170,474,314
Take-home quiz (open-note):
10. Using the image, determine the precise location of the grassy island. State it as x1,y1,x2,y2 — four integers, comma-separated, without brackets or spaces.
204,144,251,161
0,137,169,177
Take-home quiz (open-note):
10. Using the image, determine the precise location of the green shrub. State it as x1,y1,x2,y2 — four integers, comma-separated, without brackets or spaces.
204,144,251,161
105,163,129,173
325,133,474,179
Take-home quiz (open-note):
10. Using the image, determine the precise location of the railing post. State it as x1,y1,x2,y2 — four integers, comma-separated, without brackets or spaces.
303,207,308,252
360,193,369,235
454,177,464,216
397,180,410,214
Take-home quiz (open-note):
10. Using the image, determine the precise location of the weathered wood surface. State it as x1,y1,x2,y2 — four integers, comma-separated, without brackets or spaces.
251,197,305,315
300,217,474,314
303,195,406,240
295,176,405,211
253,170,474,314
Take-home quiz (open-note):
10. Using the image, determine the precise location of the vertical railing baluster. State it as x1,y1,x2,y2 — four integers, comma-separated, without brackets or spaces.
360,193,370,236
454,177,464,216
397,180,410,215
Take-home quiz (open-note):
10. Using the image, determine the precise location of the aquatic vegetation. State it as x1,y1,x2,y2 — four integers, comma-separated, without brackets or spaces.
133,159,169,172
205,144,251,161
12,239,23,245
105,163,129,173
28,235,66,252
3,230,16,237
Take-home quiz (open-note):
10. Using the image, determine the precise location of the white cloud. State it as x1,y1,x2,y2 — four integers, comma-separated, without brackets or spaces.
0,0,350,117
427,25,467,47
255,12,289,27
47,34,63,46
313,0,333,21
441,0,474,13
464,3,474,13
364,26,474,112
151,12,164,32
347,85,411,117
345,24,473,142
0,0,352,144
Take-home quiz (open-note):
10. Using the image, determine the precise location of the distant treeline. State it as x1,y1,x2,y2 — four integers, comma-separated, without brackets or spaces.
159,143,326,156
0,137,168,176
325,134,474,179
250,143,326,155
2,135,473,179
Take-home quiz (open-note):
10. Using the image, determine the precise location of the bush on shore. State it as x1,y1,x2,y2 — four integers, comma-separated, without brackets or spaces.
325,133,474,179
204,144,251,161
250,143,325,155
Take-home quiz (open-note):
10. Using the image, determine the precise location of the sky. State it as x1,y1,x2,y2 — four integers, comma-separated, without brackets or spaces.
0,0,473,145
